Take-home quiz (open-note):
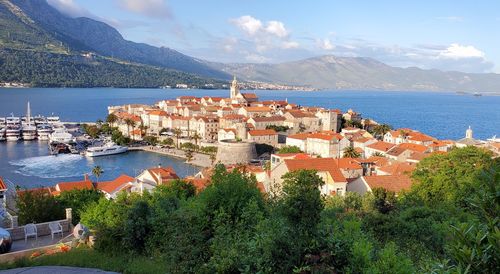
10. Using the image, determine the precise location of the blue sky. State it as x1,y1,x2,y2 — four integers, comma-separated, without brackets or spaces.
47,0,500,73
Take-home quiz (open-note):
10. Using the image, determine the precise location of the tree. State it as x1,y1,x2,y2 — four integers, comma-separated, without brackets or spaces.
277,145,302,154
181,142,197,151
162,137,174,147
363,118,372,130
139,123,149,137
172,128,182,148
191,132,201,147
399,129,409,142
16,189,64,224
209,152,217,166
372,152,385,157
373,124,392,140
371,187,397,214
410,146,494,206
185,150,193,163
56,189,103,225
143,136,158,146
343,146,361,158
281,169,325,233
106,113,118,127
124,118,137,140
92,166,103,182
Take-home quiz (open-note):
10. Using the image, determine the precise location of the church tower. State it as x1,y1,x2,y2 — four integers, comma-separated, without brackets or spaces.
466,126,473,139
230,76,240,99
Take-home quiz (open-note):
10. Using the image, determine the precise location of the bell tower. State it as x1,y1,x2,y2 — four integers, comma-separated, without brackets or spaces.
230,76,239,99
465,126,473,139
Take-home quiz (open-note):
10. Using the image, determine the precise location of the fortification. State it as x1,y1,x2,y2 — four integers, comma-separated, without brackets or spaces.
216,140,257,165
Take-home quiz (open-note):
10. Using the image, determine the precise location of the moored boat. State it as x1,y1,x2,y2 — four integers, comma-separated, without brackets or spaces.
85,141,128,157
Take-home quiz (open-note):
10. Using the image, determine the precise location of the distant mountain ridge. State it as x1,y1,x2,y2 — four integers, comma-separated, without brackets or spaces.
3,0,230,80
1,0,500,92
209,55,500,92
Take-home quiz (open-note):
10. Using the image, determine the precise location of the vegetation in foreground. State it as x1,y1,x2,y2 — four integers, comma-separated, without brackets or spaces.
4,147,500,274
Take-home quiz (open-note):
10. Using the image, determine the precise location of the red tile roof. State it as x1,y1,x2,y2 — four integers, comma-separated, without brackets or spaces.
287,133,310,140
147,167,179,185
95,174,134,194
250,116,286,122
363,175,413,193
284,158,347,183
0,177,6,191
367,141,396,152
378,162,416,176
55,179,93,192
248,129,277,136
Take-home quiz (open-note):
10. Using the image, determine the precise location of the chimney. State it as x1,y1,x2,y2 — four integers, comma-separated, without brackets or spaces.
84,174,89,181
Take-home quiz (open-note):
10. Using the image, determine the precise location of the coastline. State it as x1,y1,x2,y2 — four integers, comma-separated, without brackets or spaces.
129,146,212,168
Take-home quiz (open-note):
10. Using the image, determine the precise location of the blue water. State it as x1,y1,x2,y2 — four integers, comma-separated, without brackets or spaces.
0,141,200,188
1,88,498,140
0,88,499,188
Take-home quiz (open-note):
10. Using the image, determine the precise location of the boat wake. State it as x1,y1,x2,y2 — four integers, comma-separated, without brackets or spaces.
9,154,86,179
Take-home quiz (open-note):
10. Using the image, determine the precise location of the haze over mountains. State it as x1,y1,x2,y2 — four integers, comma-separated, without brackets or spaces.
1,0,500,92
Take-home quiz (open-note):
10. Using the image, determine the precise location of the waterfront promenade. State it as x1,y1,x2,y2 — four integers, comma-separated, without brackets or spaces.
129,146,212,168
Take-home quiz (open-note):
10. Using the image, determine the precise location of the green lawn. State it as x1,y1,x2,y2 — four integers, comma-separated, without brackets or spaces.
0,248,167,274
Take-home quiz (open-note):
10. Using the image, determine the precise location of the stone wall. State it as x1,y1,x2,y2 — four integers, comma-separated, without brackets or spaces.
216,140,257,165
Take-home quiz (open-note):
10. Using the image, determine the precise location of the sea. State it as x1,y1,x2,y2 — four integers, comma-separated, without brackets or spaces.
0,88,499,188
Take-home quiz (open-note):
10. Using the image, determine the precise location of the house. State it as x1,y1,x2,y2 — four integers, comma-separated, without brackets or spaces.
270,158,348,196
376,162,416,176
285,133,309,151
171,116,191,136
218,128,237,141
95,174,135,199
217,107,234,117
343,109,362,122
270,153,311,170
248,129,278,146
284,111,320,131
315,109,342,132
365,141,396,157
147,110,168,134
352,136,378,156
385,143,429,162
247,116,286,130
134,166,180,193
305,133,350,158
50,175,94,196
190,116,219,140
334,158,364,179
348,175,413,195
238,106,271,117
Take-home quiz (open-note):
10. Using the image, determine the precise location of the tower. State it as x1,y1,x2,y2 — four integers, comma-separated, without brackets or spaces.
230,76,239,99
466,126,473,139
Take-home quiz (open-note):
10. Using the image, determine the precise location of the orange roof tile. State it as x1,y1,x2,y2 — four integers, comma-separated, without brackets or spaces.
95,174,134,194
364,175,413,193
0,177,6,191
378,162,416,176
284,158,347,183
248,129,277,136
334,158,363,170
287,133,309,140
56,179,93,192
367,141,396,152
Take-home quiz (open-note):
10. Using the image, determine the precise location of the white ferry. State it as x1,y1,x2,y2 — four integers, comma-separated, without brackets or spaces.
5,115,21,141
85,141,128,157
36,123,53,141
21,102,37,140
49,127,75,144
0,126,5,141
47,115,61,124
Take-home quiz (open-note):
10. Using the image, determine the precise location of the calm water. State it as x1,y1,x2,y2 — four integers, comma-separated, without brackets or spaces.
0,88,499,187
0,141,200,188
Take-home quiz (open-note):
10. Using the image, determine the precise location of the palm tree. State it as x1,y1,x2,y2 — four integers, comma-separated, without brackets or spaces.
191,132,201,148
363,118,371,130
124,118,136,140
106,113,118,127
399,129,409,142
372,152,385,157
343,146,361,158
92,166,103,182
173,128,182,148
373,124,392,140
139,123,149,137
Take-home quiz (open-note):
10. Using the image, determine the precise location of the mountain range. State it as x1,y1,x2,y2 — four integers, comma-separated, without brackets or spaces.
1,0,499,92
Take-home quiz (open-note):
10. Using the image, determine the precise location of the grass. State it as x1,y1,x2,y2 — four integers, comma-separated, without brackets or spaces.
0,248,167,274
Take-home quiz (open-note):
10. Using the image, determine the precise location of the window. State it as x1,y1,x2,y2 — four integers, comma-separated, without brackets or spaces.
336,188,343,196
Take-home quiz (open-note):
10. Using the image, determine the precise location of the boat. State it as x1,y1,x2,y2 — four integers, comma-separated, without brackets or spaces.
85,141,128,157
36,123,53,141
473,92,482,97
49,127,75,144
21,102,37,140
47,115,61,124
487,135,500,143
5,115,21,141
0,126,5,141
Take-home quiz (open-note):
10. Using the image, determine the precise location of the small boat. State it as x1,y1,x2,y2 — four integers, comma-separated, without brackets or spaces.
85,141,128,157
49,127,75,144
473,92,482,97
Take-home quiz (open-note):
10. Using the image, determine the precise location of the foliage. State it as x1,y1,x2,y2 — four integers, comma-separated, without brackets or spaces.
265,125,290,132
56,189,103,225
16,190,65,225
255,143,274,155
180,142,197,151
277,145,302,154
343,146,361,158
161,137,174,147
143,136,158,146
410,146,494,206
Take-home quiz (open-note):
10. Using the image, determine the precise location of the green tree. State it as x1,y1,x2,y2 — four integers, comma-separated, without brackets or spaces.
372,187,397,214
56,189,103,225
185,150,193,163
373,124,392,140
106,113,118,127
124,118,136,140
16,189,64,224
343,146,361,158
191,132,201,147
172,128,182,148
162,137,174,147
277,145,302,154
92,166,103,182
143,136,158,146
410,146,494,206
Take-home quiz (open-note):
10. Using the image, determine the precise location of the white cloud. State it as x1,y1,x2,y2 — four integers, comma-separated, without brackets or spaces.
265,21,289,38
115,0,171,19
231,15,263,36
317,38,335,50
282,41,299,49
47,0,94,18
438,43,485,59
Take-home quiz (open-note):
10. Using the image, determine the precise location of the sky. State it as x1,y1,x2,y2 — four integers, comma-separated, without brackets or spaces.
47,0,500,73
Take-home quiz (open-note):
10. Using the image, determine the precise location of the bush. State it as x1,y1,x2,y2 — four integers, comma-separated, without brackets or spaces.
16,189,65,225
